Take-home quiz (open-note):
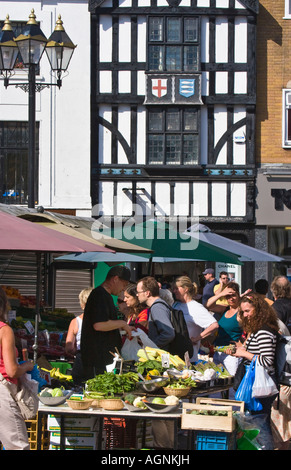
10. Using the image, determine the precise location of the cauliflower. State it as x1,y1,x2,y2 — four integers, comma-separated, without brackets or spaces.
164,395,179,406
133,396,147,409
203,368,216,380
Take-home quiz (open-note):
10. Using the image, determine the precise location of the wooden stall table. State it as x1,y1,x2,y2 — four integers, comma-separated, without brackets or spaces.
37,403,182,450
36,383,232,450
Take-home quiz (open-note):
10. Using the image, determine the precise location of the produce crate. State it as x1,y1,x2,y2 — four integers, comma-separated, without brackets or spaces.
103,418,137,449
181,398,244,433
26,414,50,450
195,431,236,450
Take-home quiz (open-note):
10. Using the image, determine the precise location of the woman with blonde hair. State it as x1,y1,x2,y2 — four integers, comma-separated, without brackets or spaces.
173,276,218,363
0,287,34,449
65,287,93,386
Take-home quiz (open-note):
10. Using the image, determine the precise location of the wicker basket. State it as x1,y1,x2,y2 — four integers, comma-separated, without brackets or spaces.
163,386,191,397
66,399,93,410
90,398,102,409
99,398,124,411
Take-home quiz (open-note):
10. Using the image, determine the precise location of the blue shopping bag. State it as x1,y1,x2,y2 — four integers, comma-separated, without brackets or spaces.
235,356,262,411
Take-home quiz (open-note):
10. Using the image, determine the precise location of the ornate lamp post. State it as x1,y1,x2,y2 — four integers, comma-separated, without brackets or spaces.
0,10,76,208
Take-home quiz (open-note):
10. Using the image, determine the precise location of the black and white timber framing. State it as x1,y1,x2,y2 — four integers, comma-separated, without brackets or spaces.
88,0,258,229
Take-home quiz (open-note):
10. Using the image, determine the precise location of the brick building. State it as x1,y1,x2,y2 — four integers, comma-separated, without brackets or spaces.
256,0,291,282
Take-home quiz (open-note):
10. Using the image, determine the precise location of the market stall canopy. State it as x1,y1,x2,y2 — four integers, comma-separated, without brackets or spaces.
185,224,283,263
13,209,152,254
0,210,114,362
55,251,150,264
0,210,114,253
102,219,243,265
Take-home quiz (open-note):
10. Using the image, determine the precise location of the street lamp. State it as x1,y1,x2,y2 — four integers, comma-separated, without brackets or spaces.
0,10,76,208
0,15,19,83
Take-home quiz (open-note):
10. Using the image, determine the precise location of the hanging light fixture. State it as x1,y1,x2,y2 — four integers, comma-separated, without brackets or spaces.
45,15,76,88
0,15,19,86
14,9,47,67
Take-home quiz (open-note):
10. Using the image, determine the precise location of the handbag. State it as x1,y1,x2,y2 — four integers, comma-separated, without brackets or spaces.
235,357,262,411
252,360,278,398
0,372,39,420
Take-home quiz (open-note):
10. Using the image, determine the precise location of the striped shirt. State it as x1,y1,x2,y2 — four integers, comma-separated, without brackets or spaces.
245,329,277,375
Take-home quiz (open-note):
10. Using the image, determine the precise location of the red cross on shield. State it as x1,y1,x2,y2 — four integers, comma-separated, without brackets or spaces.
152,78,168,98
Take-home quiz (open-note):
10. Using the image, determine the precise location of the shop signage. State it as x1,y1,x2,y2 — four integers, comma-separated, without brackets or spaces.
256,173,291,225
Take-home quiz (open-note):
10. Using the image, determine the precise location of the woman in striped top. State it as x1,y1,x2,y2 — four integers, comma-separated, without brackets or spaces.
231,293,279,449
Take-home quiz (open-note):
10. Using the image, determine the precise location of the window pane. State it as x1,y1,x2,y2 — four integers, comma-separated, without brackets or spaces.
1,150,28,204
184,109,198,131
149,18,163,41
184,46,199,71
149,45,164,71
183,135,198,164
166,109,180,131
148,135,164,164
0,122,38,205
184,18,198,42
269,228,291,256
149,111,163,131
166,46,181,71
167,18,181,42
166,135,181,164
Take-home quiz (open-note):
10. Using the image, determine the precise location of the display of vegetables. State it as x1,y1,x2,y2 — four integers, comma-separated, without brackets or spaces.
85,371,140,396
166,377,196,389
214,344,236,353
135,359,165,376
137,347,185,369
191,360,231,378
189,409,230,416
39,387,66,397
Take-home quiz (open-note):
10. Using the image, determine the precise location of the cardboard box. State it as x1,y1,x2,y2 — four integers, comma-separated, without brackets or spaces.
47,415,99,431
49,430,97,448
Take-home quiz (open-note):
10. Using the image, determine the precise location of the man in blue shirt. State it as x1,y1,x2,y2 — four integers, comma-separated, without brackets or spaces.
202,268,219,307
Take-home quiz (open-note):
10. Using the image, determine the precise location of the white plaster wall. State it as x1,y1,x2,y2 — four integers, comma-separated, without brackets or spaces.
0,1,91,214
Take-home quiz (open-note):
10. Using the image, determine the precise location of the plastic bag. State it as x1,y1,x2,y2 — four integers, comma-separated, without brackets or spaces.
135,328,158,349
121,337,141,361
235,357,262,411
235,413,274,450
252,360,278,398
121,328,158,361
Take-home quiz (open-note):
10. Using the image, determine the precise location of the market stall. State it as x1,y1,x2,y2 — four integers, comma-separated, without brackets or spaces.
3,285,74,360
34,345,241,451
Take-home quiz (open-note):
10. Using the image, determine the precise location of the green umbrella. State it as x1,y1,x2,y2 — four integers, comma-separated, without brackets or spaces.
102,219,242,265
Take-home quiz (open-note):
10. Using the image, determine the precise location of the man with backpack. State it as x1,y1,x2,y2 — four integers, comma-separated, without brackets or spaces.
136,276,175,352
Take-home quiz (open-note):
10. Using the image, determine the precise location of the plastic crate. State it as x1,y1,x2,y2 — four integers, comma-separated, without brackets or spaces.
103,418,137,449
26,414,50,450
195,431,236,450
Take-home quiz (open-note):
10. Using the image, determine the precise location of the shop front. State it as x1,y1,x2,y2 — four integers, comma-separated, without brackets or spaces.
256,167,291,282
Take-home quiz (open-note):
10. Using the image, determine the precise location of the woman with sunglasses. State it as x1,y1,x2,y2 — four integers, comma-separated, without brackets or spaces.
123,283,149,333
206,281,243,375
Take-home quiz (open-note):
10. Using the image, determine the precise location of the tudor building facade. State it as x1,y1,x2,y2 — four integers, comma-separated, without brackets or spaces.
88,0,259,287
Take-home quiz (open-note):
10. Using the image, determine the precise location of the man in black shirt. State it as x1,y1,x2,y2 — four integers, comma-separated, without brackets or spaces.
81,266,134,380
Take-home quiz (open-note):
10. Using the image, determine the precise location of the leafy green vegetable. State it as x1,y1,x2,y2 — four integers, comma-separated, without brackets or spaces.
135,360,165,376
167,377,196,388
85,372,139,396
